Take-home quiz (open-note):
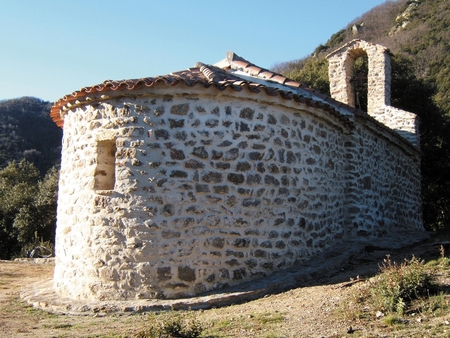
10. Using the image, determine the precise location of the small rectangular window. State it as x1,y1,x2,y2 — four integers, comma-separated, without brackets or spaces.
94,140,116,190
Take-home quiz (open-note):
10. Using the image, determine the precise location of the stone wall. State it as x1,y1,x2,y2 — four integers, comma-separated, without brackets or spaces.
370,106,420,147
327,39,420,147
345,118,422,237
328,40,391,112
54,82,422,301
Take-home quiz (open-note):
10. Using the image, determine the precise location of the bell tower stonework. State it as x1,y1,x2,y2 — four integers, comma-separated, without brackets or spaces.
327,39,419,148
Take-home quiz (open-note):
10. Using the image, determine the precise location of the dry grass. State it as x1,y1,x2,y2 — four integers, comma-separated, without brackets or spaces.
2,239,450,337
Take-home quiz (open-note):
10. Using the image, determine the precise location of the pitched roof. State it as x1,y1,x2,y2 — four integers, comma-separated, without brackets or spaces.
48,52,416,152
49,51,355,129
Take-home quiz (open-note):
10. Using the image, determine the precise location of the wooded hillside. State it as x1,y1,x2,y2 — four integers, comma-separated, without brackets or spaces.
273,0,450,231
0,97,62,175
0,97,62,259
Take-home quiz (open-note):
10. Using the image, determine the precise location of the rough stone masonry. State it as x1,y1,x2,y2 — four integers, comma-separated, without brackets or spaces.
51,40,423,301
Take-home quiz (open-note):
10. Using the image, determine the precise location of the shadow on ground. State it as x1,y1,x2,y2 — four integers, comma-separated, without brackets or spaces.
21,230,440,316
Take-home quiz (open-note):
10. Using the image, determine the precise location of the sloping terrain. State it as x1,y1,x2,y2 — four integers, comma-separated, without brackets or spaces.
2,233,450,337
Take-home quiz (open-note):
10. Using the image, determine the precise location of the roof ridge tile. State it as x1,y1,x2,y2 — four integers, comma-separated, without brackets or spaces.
50,52,363,139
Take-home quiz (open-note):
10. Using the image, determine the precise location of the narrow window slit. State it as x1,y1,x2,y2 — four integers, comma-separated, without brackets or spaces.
94,139,116,190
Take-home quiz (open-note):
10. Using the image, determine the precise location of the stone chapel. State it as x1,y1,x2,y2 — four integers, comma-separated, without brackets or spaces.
50,40,422,301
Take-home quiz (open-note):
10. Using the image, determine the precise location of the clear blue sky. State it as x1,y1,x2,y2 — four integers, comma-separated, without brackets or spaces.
0,0,388,103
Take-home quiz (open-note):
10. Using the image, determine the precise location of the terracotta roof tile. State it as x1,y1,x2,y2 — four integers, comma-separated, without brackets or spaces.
279,91,293,100
264,87,279,96
259,70,275,79
50,63,351,131
49,51,414,150
245,65,262,76
230,60,249,70
284,80,301,88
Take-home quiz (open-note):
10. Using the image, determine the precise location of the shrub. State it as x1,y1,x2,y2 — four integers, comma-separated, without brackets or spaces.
134,313,203,338
18,237,54,258
369,255,435,315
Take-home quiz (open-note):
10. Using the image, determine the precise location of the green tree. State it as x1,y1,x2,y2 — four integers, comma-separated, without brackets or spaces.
390,54,450,230
284,57,330,94
0,160,58,259
13,165,58,247
0,160,39,258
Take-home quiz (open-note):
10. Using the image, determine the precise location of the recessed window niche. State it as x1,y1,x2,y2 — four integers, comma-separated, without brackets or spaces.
94,139,117,190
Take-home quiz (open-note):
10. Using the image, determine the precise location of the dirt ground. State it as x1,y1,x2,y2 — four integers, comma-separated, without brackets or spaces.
1,234,450,338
